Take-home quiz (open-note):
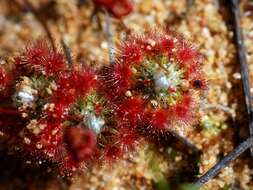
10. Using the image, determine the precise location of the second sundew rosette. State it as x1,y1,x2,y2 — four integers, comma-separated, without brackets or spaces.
101,29,207,134
11,40,122,175
43,66,115,173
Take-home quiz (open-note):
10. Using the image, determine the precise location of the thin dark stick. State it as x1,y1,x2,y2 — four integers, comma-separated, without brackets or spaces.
230,0,253,158
105,10,114,64
61,39,73,67
194,1,253,186
14,0,56,51
195,136,253,186
168,128,200,153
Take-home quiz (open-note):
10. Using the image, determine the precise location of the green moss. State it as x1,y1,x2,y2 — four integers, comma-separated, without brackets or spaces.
167,147,179,160
221,184,230,190
200,115,220,135
72,91,110,117
179,183,200,190
147,147,171,190
155,176,171,190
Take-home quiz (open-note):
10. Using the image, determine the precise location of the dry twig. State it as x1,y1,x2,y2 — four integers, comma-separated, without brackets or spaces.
195,135,253,186
230,0,253,157
61,39,73,67
14,0,56,51
195,0,253,186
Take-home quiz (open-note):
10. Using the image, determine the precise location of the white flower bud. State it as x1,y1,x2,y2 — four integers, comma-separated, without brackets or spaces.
85,113,105,134
154,72,172,92
16,91,35,104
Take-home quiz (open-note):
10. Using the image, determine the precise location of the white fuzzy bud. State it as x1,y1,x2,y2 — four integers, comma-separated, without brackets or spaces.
153,72,172,92
85,113,105,134
16,91,35,103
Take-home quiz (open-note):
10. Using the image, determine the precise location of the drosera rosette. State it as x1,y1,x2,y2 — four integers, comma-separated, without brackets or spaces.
19,66,102,174
70,86,143,164
0,39,104,176
43,65,113,138
0,39,66,138
60,83,145,165
101,29,207,135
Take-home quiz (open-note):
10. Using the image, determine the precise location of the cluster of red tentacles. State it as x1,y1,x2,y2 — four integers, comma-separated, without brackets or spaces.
0,30,206,176
93,0,134,19
101,30,207,132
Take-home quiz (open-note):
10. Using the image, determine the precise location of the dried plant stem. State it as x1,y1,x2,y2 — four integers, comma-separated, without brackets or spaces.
168,128,200,153
14,0,56,51
230,0,253,158
61,39,73,67
105,11,114,64
195,136,253,186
